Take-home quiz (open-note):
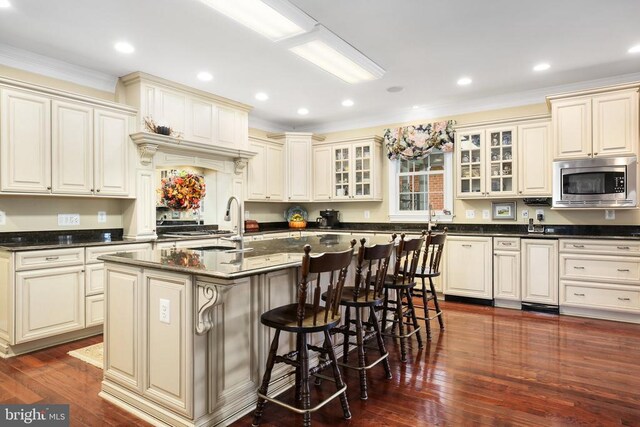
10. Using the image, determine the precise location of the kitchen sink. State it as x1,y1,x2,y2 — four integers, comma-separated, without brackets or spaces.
162,230,233,237
189,245,254,254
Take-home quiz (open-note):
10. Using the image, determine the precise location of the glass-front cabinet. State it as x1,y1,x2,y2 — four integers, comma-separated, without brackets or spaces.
332,142,375,200
486,127,515,196
333,145,351,199
457,131,484,197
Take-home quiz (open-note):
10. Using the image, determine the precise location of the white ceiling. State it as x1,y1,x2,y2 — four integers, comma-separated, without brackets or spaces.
0,0,639,133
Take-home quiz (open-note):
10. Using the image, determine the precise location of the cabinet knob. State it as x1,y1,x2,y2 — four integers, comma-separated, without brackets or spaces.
91,189,94,192
47,186,52,190
593,152,598,156
518,191,522,194
96,189,101,193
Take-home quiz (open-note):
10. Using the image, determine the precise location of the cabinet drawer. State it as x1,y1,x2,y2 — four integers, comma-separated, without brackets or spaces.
85,294,104,327
85,263,105,296
85,243,151,263
15,248,84,271
560,239,640,256
561,281,640,313
560,254,640,284
494,237,520,251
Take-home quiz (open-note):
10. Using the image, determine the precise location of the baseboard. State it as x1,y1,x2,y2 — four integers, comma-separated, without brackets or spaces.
494,299,522,310
0,326,103,358
521,302,559,315
443,294,493,306
560,306,640,324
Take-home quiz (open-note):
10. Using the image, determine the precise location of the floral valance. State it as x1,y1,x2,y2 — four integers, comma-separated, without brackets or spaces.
383,120,456,161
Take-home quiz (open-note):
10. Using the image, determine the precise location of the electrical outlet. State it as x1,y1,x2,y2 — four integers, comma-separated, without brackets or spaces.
244,210,250,220
465,209,475,219
0,210,6,226
97,211,107,223
364,210,370,219
159,299,171,324
521,209,529,219
605,210,615,220
57,214,80,226
482,209,490,219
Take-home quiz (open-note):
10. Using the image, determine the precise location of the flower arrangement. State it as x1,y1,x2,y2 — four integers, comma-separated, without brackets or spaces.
161,249,205,269
144,116,183,140
159,170,206,210
383,120,456,160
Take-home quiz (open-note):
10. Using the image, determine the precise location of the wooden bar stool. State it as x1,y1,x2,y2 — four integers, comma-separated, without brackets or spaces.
379,233,424,362
252,240,356,427
413,230,447,340
324,237,395,400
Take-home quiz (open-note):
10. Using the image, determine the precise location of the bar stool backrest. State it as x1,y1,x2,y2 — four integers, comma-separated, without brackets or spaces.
353,237,395,301
297,240,357,326
420,230,447,275
391,232,425,285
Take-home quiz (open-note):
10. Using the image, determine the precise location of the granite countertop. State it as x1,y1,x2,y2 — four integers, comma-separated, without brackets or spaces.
100,234,389,280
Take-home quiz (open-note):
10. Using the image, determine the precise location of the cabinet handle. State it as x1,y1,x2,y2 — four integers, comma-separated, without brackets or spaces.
573,266,585,269
91,188,95,192
617,269,630,272
45,256,59,261
462,244,472,248
573,293,585,296
47,186,52,190
572,244,585,248
593,152,598,156
518,191,522,194
617,246,630,250
96,189,101,193
618,297,631,301
502,242,513,246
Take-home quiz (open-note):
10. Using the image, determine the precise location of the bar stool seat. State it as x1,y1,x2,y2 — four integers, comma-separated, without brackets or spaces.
261,303,340,333
413,230,447,341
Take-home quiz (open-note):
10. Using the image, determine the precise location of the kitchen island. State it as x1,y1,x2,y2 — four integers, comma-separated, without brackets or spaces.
99,233,391,427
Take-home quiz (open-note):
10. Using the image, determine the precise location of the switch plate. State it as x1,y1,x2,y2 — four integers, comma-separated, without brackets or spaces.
97,211,107,223
0,210,5,225
58,214,80,226
159,299,171,324
535,209,544,221
482,209,490,219
605,210,615,220
244,210,250,220
364,210,370,219
465,209,475,219
521,209,529,219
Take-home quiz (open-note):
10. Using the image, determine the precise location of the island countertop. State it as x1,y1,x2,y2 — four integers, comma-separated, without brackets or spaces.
99,233,393,280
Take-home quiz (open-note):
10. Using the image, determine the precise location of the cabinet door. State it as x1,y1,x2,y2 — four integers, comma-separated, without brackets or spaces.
353,142,373,198
518,121,552,196
522,239,558,305
247,141,267,200
85,263,105,296
286,137,312,201
216,106,237,147
552,97,592,159
592,90,639,157
52,100,93,194
266,144,284,200
444,237,493,299
94,109,130,196
187,98,214,144
15,265,85,344
486,127,516,196
312,145,332,201
494,250,521,301
86,294,105,327
332,145,351,200
0,88,51,193
156,87,186,135
456,130,485,198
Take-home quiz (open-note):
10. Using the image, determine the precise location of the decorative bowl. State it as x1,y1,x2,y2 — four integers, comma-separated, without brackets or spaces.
289,220,307,229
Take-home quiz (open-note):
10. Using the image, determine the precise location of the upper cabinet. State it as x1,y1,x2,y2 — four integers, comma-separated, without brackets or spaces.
246,137,285,201
456,117,552,199
119,72,251,151
548,85,639,160
93,109,130,196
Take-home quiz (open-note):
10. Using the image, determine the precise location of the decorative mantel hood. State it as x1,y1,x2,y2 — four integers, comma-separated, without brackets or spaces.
130,131,257,174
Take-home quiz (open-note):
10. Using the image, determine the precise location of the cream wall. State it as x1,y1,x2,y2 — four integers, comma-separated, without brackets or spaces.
248,102,640,226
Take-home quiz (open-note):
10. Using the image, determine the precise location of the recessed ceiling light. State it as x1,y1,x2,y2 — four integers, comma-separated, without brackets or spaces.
255,92,269,101
412,105,420,109
197,71,213,81
457,77,472,86
533,62,551,71
297,108,309,115
387,86,404,93
341,99,354,107
628,44,640,54
114,42,135,54
0,0,11,8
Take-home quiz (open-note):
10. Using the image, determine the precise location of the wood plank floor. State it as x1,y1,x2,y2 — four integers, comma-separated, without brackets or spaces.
1,302,639,426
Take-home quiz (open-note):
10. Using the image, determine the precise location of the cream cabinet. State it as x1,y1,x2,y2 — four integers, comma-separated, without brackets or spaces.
312,145,332,201
549,86,639,159
246,137,284,201
444,236,493,299
517,120,552,196
493,237,521,306
285,135,312,201
0,88,52,193
521,239,558,305
94,109,130,196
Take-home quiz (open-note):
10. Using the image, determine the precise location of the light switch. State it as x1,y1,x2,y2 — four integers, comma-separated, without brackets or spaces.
364,210,370,219
159,299,171,324
58,214,80,226
97,211,107,223
605,210,615,220
465,209,475,219
482,209,490,219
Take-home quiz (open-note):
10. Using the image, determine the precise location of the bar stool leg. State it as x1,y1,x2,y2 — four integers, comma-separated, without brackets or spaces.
395,290,407,363
296,332,303,399
252,329,281,427
354,307,367,400
300,333,311,427
369,308,392,379
430,277,445,330
421,277,432,341
381,288,389,333
406,289,423,349
342,307,351,363
323,330,352,420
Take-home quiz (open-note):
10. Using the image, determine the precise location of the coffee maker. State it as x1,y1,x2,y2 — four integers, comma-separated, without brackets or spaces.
316,209,340,229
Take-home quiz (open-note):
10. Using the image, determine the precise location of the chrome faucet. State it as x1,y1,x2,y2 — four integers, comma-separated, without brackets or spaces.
427,203,437,231
223,196,243,246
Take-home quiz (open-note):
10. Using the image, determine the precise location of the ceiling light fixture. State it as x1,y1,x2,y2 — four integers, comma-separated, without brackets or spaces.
0,0,11,8
197,71,213,81
386,86,404,93
255,92,269,101
341,99,354,107
284,25,385,84
628,44,640,54
457,77,472,86
199,0,316,42
412,105,420,109
533,62,551,71
114,42,135,54
297,108,309,115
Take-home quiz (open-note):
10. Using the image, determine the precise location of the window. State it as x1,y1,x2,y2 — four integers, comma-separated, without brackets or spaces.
388,150,453,222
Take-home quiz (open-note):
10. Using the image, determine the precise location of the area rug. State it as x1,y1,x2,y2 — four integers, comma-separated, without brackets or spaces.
68,343,103,369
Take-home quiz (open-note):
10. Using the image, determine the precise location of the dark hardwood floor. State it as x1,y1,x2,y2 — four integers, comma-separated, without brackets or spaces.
1,302,639,426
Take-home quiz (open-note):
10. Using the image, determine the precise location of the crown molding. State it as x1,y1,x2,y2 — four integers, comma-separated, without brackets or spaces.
0,43,118,93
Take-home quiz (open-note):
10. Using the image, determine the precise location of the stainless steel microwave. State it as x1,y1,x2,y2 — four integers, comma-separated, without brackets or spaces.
552,157,637,208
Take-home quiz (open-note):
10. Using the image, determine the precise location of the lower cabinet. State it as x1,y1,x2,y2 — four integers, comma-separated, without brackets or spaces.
493,243,521,305
444,236,493,299
85,294,105,327
521,239,559,305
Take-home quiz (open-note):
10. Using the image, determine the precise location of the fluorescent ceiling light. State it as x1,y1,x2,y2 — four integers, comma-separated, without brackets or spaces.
533,62,550,71
285,25,385,84
199,0,316,41
197,71,213,81
457,77,472,86
255,92,269,101
114,42,135,54
297,108,309,115
0,0,11,8
628,44,640,54
341,99,354,107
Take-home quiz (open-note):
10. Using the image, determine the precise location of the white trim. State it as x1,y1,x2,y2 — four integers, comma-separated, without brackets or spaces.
0,43,118,93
